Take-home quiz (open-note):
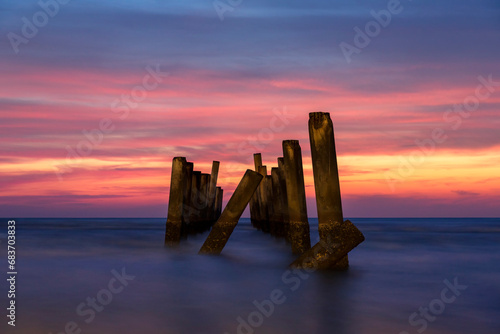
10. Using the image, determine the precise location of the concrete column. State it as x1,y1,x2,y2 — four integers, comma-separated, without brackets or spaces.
188,171,202,229
165,157,187,246
199,170,263,255
182,162,194,224
270,168,283,237
289,220,364,269
215,187,223,219
249,153,263,229
309,112,348,268
283,140,311,255
208,161,220,222
258,165,269,233
265,175,275,236
200,173,211,230
277,157,289,240
181,162,194,238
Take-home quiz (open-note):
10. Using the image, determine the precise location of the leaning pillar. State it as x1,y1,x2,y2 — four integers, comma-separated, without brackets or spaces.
199,170,263,255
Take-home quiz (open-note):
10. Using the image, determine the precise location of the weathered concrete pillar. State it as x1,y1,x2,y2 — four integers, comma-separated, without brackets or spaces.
289,220,364,269
250,153,263,229
208,161,220,222
277,157,289,240
199,170,263,255
283,140,311,254
270,168,283,237
215,186,223,219
181,162,194,238
188,171,202,228
165,157,187,246
258,165,269,233
265,175,275,235
309,112,348,268
200,173,211,229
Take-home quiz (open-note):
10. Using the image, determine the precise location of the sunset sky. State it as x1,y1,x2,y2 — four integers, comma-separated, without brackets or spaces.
1,0,499,217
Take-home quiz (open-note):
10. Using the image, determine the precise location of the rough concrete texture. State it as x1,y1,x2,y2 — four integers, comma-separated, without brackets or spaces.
289,220,364,269
282,140,311,255
165,157,187,246
199,170,263,255
309,112,348,268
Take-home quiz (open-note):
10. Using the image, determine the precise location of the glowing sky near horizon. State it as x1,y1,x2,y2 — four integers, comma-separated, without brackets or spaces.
1,0,499,217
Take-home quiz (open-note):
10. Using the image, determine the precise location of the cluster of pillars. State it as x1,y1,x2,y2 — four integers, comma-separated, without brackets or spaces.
248,142,311,256
167,112,365,269
165,159,223,246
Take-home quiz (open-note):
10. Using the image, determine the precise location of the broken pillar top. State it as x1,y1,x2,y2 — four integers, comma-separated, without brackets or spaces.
309,112,332,129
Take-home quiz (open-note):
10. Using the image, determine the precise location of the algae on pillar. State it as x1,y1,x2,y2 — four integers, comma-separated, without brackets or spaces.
282,140,311,254
309,112,348,268
165,157,187,246
199,170,263,255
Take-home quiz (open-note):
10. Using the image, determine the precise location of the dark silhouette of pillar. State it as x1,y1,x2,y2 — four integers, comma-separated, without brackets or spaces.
215,187,223,219
283,140,311,255
258,165,269,233
165,157,187,246
199,170,263,255
309,112,348,269
208,161,220,222
250,153,263,229
181,162,194,238
188,171,202,229
270,168,283,237
289,220,364,269
200,173,210,229
277,157,289,240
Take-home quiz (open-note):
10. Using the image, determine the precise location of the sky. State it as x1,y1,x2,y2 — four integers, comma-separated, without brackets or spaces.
0,0,499,218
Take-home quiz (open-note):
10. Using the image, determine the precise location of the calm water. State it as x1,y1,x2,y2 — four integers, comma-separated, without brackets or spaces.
1,218,499,334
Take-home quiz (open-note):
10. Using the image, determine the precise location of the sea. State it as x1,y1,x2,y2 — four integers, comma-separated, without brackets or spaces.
0,218,499,334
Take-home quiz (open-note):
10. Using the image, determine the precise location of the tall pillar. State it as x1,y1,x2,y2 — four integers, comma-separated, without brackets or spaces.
258,165,269,233
188,171,202,229
208,161,220,222
282,140,311,254
270,168,283,237
200,173,211,230
165,157,187,246
181,162,194,238
277,157,289,240
215,187,223,219
309,112,348,268
250,154,263,229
